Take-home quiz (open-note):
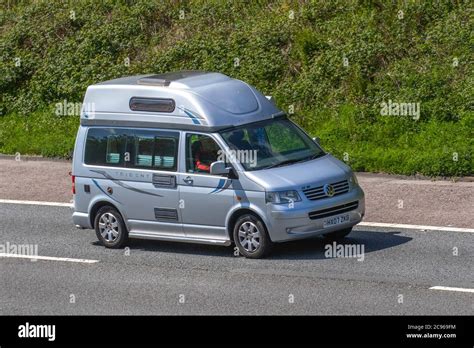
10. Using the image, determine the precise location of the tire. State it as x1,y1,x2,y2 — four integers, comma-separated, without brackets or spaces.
323,227,352,241
94,206,128,248
233,214,272,259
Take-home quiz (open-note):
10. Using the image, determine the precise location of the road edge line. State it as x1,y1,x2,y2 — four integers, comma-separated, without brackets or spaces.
0,199,72,207
0,253,99,264
359,222,474,233
429,286,474,294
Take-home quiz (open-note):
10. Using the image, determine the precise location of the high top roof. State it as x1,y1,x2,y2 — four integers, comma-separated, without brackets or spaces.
81,71,284,131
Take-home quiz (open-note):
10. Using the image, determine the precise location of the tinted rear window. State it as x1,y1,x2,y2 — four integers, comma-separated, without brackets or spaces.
84,128,179,171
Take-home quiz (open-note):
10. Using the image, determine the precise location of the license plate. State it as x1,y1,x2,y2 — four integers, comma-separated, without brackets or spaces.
323,214,350,228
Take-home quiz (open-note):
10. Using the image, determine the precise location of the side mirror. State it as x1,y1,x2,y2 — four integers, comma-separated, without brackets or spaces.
210,161,230,175
312,137,320,145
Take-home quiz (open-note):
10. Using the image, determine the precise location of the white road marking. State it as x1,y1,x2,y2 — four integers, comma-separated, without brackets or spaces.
0,253,99,264
359,222,474,233
0,199,72,207
0,199,473,233
0,199,72,208
429,286,474,294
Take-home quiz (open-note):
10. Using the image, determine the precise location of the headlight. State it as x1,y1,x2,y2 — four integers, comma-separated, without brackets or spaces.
349,173,358,186
266,190,301,204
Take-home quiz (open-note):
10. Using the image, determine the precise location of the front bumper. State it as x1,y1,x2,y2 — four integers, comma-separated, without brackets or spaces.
265,186,365,242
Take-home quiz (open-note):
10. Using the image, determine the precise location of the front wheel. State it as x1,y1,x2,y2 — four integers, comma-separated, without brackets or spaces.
233,214,272,259
94,206,128,248
322,227,352,241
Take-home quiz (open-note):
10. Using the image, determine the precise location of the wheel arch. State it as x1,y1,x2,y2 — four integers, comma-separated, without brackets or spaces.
226,208,270,242
89,200,125,228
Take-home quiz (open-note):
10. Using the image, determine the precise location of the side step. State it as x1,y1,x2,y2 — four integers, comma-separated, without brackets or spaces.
128,231,232,246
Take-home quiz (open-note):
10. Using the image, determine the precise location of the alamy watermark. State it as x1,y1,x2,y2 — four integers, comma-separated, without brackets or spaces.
324,241,365,262
217,149,258,168
55,100,96,117
0,242,38,258
380,99,420,120
18,322,55,341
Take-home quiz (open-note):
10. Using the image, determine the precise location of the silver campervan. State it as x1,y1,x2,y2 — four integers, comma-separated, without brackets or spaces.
72,71,365,258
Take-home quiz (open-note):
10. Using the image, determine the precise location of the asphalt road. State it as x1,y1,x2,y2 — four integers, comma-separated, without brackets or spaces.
0,203,473,315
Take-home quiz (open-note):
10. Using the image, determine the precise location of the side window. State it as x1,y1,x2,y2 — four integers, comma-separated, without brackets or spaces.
155,137,178,169
85,128,127,166
106,135,122,164
186,134,222,174
127,131,179,171
85,128,179,171
134,135,154,167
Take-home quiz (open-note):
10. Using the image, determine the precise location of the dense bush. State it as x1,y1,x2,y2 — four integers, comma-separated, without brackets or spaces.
0,0,472,176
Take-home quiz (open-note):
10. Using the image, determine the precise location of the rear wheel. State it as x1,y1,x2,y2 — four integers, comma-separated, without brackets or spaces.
323,227,352,241
94,206,128,248
233,214,272,259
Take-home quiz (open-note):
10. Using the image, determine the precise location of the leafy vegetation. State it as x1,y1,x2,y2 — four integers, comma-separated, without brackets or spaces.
0,0,472,175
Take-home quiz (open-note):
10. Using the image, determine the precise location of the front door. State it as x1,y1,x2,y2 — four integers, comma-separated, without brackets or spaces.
178,133,234,242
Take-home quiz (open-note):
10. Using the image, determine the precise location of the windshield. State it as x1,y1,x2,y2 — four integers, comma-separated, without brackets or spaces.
220,118,325,171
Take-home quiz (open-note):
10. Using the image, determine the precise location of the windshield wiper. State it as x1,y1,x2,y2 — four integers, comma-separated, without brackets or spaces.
264,158,304,169
264,152,326,169
302,152,326,161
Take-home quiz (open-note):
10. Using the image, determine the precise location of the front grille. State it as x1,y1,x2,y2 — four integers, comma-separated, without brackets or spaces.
308,201,359,220
303,180,349,201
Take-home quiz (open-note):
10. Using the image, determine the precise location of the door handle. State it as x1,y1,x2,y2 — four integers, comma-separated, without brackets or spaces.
183,176,193,185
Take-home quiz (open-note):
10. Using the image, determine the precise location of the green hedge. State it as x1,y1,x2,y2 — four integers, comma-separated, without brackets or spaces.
0,0,472,175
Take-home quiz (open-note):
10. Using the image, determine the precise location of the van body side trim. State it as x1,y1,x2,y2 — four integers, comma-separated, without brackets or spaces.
80,119,229,132
128,231,231,246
